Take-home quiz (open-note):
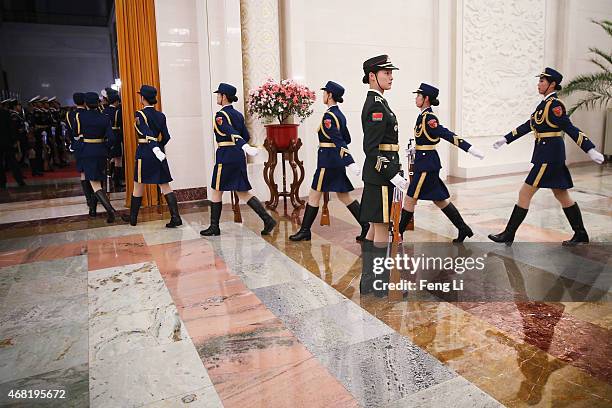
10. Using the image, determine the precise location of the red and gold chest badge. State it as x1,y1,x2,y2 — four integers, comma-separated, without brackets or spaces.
372,112,383,121
552,106,563,117
324,119,332,129
427,119,438,128
216,116,223,126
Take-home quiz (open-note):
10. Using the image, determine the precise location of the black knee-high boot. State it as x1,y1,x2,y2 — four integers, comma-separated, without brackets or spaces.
247,197,277,235
123,195,142,226
289,204,318,241
94,189,118,223
346,200,370,242
164,192,182,228
398,209,414,237
200,202,222,236
81,180,97,217
359,240,375,295
441,202,474,243
562,203,589,246
488,205,528,244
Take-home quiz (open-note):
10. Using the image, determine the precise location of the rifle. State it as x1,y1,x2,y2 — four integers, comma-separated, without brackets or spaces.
231,191,242,223
320,192,330,226
388,180,404,301
407,139,415,231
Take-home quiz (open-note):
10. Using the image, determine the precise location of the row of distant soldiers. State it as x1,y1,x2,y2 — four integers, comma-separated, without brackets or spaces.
0,89,124,189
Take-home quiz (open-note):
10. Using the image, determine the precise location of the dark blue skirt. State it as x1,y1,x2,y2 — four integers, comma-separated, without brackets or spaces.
82,157,106,181
525,162,573,189
311,167,354,192
407,171,450,201
211,162,251,192
134,157,173,184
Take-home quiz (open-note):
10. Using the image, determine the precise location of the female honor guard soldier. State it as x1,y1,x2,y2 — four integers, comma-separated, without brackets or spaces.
200,83,277,236
489,68,605,245
78,92,121,223
125,85,182,228
398,83,484,242
289,81,369,242
66,92,98,217
360,55,409,243
103,90,124,190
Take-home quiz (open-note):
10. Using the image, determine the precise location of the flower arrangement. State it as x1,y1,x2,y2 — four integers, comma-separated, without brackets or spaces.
247,78,316,124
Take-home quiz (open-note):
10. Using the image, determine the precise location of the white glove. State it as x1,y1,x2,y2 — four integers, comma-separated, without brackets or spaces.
492,137,507,150
41,131,47,137
468,146,485,160
405,146,415,159
51,126,56,136
390,174,410,192
242,144,259,157
347,163,361,177
152,146,166,162
587,148,604,164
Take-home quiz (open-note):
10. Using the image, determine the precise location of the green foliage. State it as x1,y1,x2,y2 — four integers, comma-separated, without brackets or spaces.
558,20,612,115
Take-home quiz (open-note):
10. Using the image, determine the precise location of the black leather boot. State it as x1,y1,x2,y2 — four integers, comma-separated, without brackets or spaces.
289,204,318,241
441,202,474,243
200,201,222,236
359,240,375,295
346,200,370,241
94,189,118,223
488,205,528,244
122,195,142,226
372,244,389,298
81,180,97,217
562,203,589,246
247,197,277,235
164,192,182,228
398,209,414,238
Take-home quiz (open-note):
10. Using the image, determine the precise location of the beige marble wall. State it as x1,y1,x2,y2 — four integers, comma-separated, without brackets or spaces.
239,0,282,152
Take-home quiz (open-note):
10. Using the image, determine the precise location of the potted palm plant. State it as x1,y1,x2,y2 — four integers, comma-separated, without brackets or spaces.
247,79,316,149
559,20,612,115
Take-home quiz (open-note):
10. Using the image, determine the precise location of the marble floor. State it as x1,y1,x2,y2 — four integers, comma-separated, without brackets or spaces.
0,162,610,407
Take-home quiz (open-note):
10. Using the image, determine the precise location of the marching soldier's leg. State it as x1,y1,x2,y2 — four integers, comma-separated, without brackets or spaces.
399,196,416,237
161,185,182,228
201,189,223,236
488,205,528,244
337,191,370,241
91,180,119,223
290,189,322,241
561,202,589,246
488,183,535,244
245,195,277,235
80,178,97,217
440,201,474,243
552,188,589,246
123,182,143,226
290,204,319,241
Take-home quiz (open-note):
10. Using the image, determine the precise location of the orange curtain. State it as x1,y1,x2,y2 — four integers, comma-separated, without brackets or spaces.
116,0,162,207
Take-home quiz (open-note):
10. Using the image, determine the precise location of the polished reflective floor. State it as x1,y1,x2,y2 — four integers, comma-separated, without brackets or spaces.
0,163,610,407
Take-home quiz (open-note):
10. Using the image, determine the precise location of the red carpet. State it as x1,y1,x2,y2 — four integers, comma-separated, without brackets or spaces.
7,162,80,182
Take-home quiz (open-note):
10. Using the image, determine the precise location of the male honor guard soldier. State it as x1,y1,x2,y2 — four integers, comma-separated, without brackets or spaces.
29,96,45,176
125,85,182,228
289,81,369,242
200,82,276,236
397,83,484,242
490,68,605,245
1,99,26,189
66,92,98,216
